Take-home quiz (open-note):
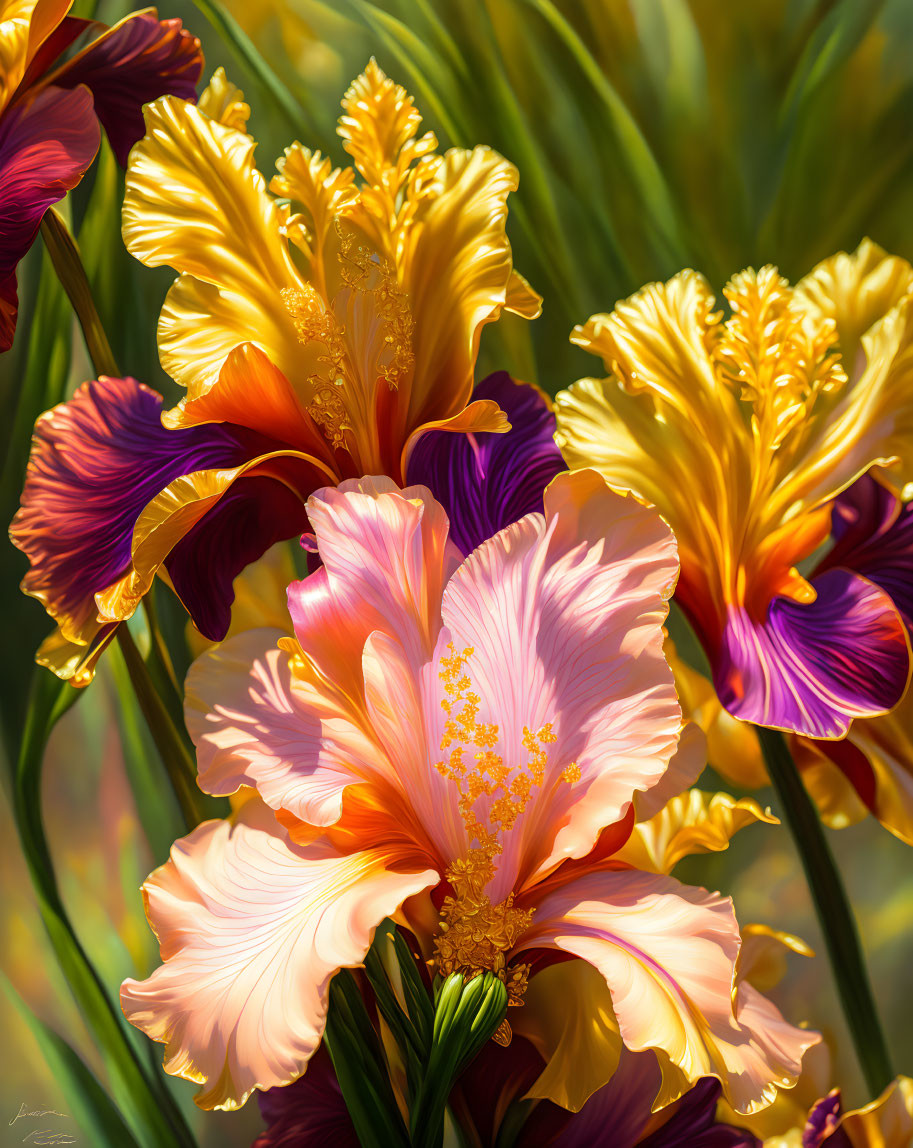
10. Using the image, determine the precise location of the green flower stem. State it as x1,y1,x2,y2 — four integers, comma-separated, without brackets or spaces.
116,626,210,831
757,726,893,1096
40,207,119,378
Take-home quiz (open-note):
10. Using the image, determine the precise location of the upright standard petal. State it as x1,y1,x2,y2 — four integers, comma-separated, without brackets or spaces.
520,869,816,1115
122,95,303,397
406,372,564,555
186,477,457,824
120,804,437,1110
47,9,203,165
452,470,680,883
0,84,99,350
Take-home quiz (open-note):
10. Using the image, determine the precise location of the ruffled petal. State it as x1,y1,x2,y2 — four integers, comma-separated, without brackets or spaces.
519,868,817,1114
794,239,913,378
122,95,303,397
0,84,99,349
406,372,564,555
11,376,247,673
48,8,203,166
616,790,778,875
187,478,457,827
185,628,379,826
715,569,910,739
836,1076,913,1147
120,802,437,1111
438,469,682,897
399,145,526,429
818,474,913,629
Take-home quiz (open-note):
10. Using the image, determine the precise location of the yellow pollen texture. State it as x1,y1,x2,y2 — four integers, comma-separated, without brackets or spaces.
432,645,578,1045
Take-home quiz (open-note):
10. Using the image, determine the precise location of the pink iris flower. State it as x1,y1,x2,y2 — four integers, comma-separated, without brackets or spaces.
0,0,202,350
121,471,815,1114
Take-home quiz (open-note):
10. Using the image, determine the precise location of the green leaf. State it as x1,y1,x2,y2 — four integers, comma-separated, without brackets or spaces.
192,0,318,136
8,668,198,1148
323,971,411,1148
2,973,141,1148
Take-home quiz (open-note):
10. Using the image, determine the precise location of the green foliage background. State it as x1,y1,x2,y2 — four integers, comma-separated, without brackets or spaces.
1,2,912,1143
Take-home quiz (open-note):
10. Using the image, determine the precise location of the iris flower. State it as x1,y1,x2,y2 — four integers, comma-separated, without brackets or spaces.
11,62,538,684
556,242,913,744
0,0,202,350
764,1076,913,1148
120,471,814,1113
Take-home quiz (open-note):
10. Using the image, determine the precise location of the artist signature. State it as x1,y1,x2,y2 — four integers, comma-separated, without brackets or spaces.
8,1103,76,1144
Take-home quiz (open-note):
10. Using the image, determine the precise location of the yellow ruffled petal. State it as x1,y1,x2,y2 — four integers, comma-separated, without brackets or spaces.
505,269,543,319
270,143,357,294
795,239,913,374
511,959,623,1113
839,1075,913,1147
123,96,303,399
616,789,778,875
737,924,814,994
196,66,250,132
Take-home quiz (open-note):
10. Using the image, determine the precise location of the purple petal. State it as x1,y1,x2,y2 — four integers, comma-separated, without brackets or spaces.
639,1079,760,1147
714,568,910,738
51,10,203,166
11,377,248,639
803,1090,850,1148
0,85,100,350
406,371,564,554
166,474,310,641
254,1046,358,1148
818,474,913,630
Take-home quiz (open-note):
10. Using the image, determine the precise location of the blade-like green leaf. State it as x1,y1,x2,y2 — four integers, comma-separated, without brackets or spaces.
2,973,142,1148
9,668,198,1148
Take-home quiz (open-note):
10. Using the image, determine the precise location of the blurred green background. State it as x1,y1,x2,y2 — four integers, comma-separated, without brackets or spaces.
2,1,913,1143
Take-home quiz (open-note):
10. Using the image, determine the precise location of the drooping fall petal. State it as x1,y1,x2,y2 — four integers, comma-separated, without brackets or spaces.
120,802,437,1111
11,376,247,670
48,8,203,166
715,570,909,739
0,84,99,349
406,372,564,555
520,868,817,1114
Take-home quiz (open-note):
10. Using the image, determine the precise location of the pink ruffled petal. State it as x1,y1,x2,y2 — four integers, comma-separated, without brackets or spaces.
185,628,381,826
120,802,437,1111
519,868,817,1114
0,84,99,350
438,469,682,896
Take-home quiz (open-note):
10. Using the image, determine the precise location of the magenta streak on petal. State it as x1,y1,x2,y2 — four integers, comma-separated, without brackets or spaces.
406,372,564,555
254,1045,359,1147
715,568,910,738
817,474,913,630
50,11,203,166
11,377,250,634
802,1090,849,1148
0,85,100,350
